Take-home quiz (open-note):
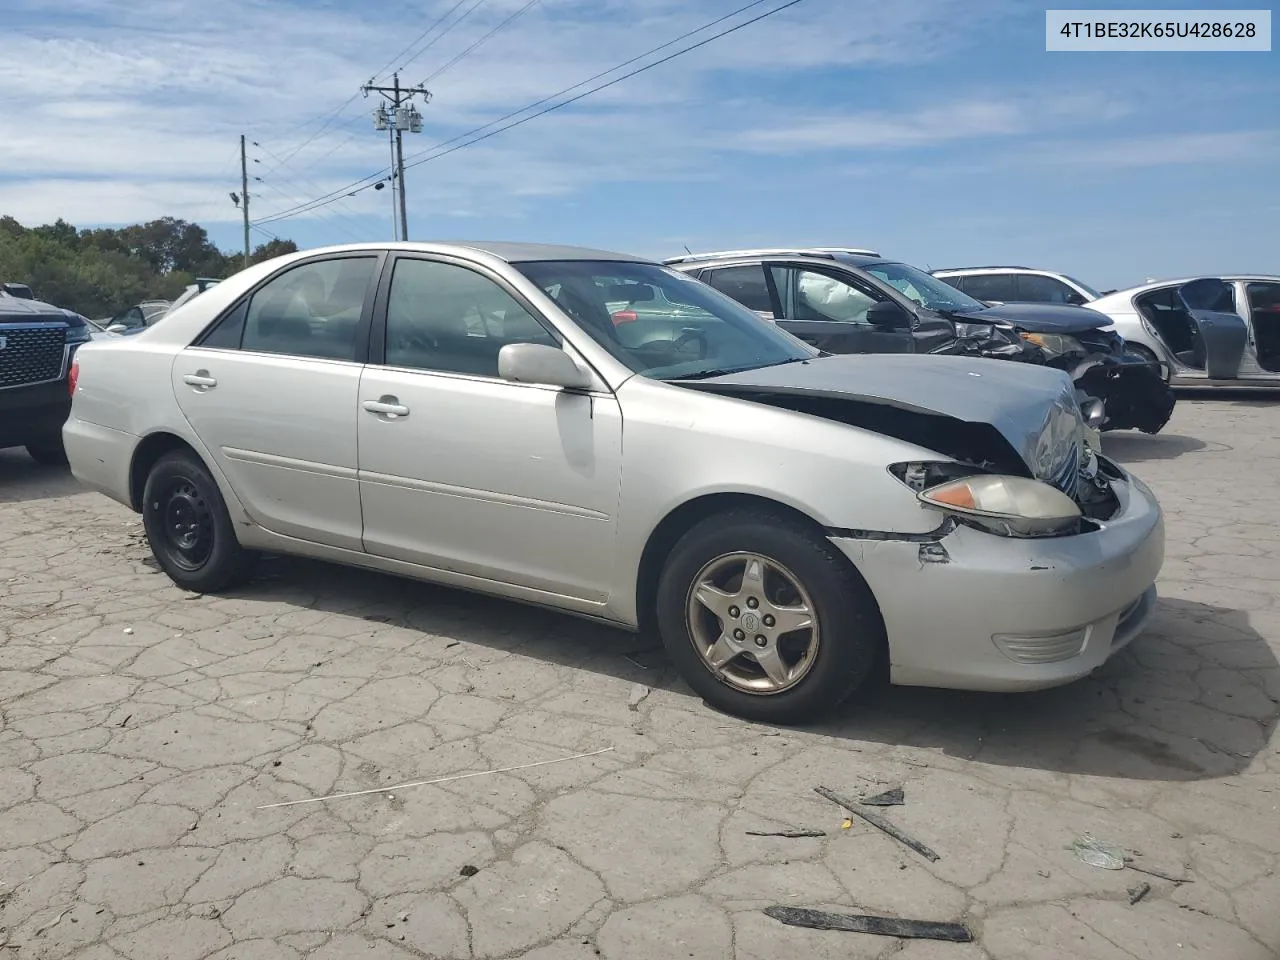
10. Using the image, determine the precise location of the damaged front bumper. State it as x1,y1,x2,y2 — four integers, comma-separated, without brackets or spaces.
829,462,1164,693
1072,355,1176,435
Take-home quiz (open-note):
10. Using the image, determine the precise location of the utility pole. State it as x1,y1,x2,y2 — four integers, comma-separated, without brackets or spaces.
239,134,250,268
363,72,429,240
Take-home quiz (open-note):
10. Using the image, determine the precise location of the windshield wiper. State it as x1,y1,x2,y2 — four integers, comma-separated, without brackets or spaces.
666,358,808,381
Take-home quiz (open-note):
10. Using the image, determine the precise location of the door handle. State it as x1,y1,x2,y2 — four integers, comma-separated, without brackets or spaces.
362,397,410,418
183,371,217,389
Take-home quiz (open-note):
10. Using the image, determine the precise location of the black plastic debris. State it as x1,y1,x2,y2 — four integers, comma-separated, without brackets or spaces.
861,787,905,807
1128,881,1152,905
765,906,972,942
745,829,826,838
459,865,480,877
815,785,939,862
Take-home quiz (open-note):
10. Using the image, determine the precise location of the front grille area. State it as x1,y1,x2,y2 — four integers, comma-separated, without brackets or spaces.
0,325,67,389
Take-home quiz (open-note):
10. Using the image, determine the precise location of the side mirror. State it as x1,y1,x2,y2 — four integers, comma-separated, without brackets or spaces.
105,324,128,334
1065,292,1087,306
498,343,592,390
866,300,912,330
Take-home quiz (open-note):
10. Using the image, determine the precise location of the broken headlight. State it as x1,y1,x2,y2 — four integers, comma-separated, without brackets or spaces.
918,474,1082,538
1019,332,1085,360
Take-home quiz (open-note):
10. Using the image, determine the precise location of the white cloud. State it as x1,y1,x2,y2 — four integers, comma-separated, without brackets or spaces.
0,0,998,229
1027,130,1280,168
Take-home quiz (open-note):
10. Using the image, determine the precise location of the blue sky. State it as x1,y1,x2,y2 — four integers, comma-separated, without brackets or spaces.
2,0,1276,289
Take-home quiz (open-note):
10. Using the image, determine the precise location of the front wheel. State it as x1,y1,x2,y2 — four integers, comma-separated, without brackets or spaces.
655,509,885,724
142,450,258,592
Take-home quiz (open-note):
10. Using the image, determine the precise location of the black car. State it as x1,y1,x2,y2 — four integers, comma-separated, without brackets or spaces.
664,249,1175,434
0,290,95,464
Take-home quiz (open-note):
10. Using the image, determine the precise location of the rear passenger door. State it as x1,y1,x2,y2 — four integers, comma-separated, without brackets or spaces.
171,254,380,550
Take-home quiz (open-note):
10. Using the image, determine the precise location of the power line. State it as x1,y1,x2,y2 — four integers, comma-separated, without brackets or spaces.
424,0,540,83
253,0,486,178
253,0,799,226
250,0,798,227
368,0,473,84
404,0,805,171
252,140,371,236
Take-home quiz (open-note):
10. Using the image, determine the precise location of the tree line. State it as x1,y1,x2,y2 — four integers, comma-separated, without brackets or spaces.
0,215,298,319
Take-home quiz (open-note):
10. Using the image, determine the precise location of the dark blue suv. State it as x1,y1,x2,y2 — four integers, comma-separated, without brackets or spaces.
0,290,94,464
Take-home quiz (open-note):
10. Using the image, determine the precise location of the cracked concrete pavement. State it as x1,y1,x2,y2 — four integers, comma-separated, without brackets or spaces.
1,393,1278,960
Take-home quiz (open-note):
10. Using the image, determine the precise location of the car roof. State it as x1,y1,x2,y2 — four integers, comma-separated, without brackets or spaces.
932,266,1045,275
301,240,650,264
1095,274,1280,300
664,247,881,266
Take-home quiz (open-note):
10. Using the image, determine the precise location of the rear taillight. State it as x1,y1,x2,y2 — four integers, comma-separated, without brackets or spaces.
612,310,639,325
68,359,79,397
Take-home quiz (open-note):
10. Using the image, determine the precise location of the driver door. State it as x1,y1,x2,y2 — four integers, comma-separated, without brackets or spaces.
1176,278,1249,379
770,265,915,354
356,254,623,603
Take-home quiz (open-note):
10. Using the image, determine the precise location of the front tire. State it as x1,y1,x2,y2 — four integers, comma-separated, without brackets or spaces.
26,438,68,466
142,450,257,592
656,509,885,724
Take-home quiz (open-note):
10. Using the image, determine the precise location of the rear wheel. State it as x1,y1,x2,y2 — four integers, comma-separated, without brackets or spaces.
25,437,68,466
142,450,257,592
1125,344,1169,382
656,509,885,724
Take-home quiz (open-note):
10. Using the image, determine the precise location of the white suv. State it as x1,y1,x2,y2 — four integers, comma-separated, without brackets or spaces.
932,267,1102,307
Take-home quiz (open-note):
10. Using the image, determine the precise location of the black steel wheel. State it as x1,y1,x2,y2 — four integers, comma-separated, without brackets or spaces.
142,449,257,592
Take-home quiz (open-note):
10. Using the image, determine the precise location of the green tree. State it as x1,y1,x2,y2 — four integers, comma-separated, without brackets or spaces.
0,215,296,318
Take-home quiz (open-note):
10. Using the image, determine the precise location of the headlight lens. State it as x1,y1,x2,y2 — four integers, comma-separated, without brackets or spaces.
919,474,1082,537
953,321,996,339
1019,332,1084,359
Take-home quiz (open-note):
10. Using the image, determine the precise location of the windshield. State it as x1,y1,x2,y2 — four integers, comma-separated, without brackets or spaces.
515,260,816,379
1064,275,1101,299
863,261,987,312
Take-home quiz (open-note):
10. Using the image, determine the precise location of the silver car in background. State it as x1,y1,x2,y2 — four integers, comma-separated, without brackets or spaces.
64,242,1163,722
1086,275,1280,386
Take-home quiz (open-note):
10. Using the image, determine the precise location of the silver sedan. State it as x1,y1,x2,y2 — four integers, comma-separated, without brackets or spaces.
1087,275,1280,386
64,242,1164,722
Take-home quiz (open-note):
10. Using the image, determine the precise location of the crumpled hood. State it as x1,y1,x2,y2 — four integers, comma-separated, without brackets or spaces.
691,354,1083,481
955,301,1108,334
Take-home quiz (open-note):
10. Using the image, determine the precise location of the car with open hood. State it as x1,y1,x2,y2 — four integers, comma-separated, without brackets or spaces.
666,249,1175,435
63,242,1163,722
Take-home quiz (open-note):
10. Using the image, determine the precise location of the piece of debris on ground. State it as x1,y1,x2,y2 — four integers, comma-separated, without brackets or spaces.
815,785,940,862
1128,881,1152,905
627,683,651,710
745,829,826,838
861,786,905,806
765,906,972,942
1072,834,1126,870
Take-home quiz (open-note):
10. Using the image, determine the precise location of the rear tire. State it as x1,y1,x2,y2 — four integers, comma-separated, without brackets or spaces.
1126,344,1169,382
25,438,68,466
142,450,258,592
655,508,885,724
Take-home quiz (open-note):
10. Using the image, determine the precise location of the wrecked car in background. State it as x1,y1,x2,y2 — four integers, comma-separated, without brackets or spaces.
1086,275,1280,387
666,249,1176,435
65,242,1163,722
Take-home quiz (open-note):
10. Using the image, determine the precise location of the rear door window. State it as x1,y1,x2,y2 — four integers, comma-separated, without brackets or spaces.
958,273,1018,302
703,265,777,316
1016,274,1078,304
